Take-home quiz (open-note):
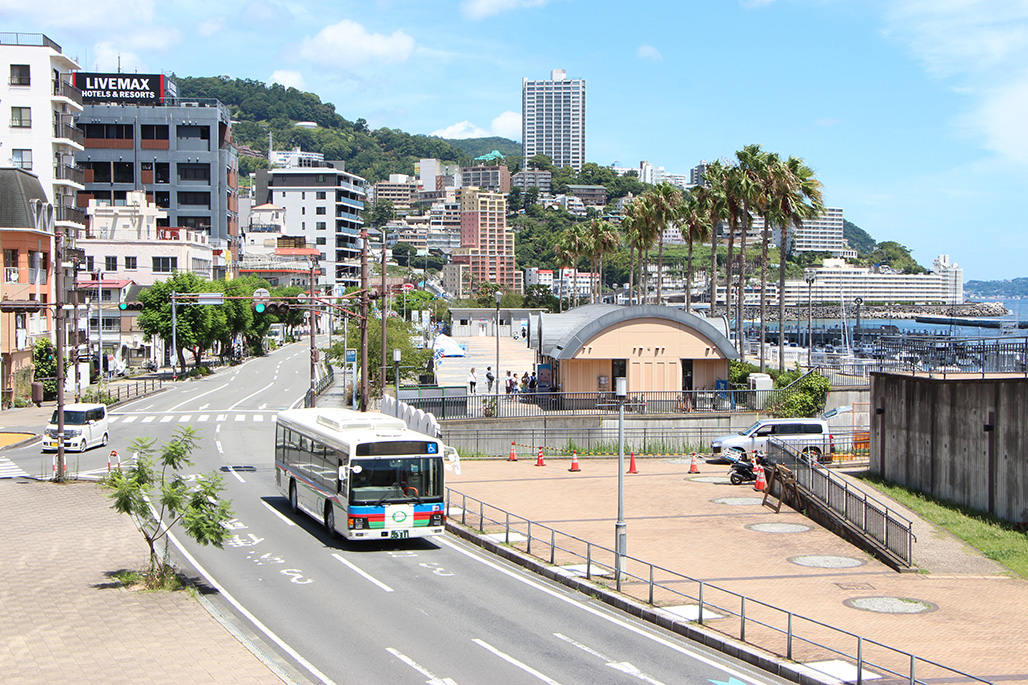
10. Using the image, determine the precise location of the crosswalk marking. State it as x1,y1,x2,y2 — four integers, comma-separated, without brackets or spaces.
141,416,154,423
217,414,227,422
122,416,137,423
111,413,280,426
234,415,245,422
0,456,29,479
253,414,264,422
198,415,209,422
178,415,191,423
160,416,173,423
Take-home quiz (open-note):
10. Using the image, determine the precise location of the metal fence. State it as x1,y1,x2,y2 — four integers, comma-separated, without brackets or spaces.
89,378,164,406
445,489,988,685
766,437,913,566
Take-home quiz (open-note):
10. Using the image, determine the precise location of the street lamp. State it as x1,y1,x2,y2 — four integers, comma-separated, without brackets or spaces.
393,348,401,416
615,376,627,591
805,271,816,368
854,297,863,347
494,290,502,406
95,269,103,381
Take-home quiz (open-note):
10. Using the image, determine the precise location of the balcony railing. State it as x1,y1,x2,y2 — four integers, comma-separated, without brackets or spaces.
55,205,85,225
52,78,82,106
53,121,84,146
27,267,47,285
53,164,84,185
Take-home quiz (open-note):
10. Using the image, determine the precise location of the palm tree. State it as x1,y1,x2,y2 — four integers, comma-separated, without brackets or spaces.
680,190,712,314
692,161,728,314
646,183,685,305
620,198,645,305
555,224,589,308
737,144,775,371
594,220,621,305
633,194,662,304
773,156,825,371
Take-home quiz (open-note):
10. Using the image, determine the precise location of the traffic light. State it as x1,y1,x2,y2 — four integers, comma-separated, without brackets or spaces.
118,302,144,311
253,302,292,314
253,301,267,314
0,300,44,313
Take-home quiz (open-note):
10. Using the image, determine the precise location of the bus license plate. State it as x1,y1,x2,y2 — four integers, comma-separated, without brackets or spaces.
391,530,409,540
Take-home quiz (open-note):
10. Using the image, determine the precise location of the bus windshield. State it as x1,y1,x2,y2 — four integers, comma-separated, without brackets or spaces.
349,457,443,505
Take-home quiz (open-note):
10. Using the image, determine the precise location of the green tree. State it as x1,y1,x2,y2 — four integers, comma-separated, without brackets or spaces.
644,183,685,303
329,315,431,388
692,161,729,314
679,190,712,314
737,143,776,370
507,186,523,214
104,427,233,585
32,339,60,400
138,272,214,371
392,241,416,267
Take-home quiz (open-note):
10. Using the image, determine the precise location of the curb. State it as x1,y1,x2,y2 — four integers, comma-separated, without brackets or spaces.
445,520,840,685
0,433,40,451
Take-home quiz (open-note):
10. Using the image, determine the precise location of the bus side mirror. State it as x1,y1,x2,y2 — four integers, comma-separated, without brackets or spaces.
341,464,362,480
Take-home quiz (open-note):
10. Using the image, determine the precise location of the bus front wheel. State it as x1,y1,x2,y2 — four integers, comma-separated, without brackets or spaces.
325,502,337,539
289,481,298,513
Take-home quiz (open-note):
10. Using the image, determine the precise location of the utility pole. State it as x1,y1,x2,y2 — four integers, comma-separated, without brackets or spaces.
309,260,318,407
380,227,387,397
359,228,369,411
55,232,66,482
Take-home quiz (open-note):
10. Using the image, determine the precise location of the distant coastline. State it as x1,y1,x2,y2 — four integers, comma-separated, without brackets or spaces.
739,301,1008,323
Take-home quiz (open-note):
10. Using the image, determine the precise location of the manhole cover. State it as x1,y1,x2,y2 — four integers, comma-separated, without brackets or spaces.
790,555,866,569
845,596,937,614
690,476,731,484
713,497,764,506
747,522,811,533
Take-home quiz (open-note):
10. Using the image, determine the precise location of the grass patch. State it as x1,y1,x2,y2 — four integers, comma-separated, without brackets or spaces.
855,473,1028,579
113,568,186,591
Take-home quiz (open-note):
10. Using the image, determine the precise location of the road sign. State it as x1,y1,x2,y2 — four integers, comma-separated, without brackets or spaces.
345,349,357,363
401,283,415,292
197,292,224,305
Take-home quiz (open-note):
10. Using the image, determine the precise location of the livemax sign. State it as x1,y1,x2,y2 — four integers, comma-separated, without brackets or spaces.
73,73,166,105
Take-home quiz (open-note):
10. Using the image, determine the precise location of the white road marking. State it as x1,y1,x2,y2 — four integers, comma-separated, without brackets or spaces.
141,416,154,423
167,383,229,411
235,414,246,422
0,456,29,479
199,403,210,411
161,523,335,684
198,415,209,422
121,416,137,423
331,553,394,592
261,500,296,526
253,414,264,422
229,466,244,483
472,639,561,684
217,414,227,422
228,381,276,410
553,633,665,684
216,441,224,455
437,538,766,685
159,416,173,423
386,648,457,684
178,415,191,422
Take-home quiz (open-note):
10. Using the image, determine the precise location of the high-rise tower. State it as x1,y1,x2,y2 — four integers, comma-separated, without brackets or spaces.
522,69,585,172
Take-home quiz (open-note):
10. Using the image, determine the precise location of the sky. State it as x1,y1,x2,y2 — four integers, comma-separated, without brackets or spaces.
3,0,1028,282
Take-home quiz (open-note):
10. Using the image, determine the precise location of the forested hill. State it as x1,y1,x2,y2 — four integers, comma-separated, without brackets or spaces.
965,278,1028,298
174,76,477,182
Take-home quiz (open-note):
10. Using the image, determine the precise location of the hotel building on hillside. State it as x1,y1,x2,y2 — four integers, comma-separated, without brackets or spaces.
781,255,964,306
452,187,519,293
522,69,586,172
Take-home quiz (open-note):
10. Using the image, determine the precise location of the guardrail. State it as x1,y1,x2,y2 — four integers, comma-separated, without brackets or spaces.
445,488,989,685
766,437,913,566
83,378,164,406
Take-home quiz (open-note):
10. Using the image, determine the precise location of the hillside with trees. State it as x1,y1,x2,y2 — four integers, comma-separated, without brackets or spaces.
442,136,521,161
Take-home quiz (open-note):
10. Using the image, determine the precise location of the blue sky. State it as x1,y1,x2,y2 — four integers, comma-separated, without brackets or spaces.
5,0,1028,282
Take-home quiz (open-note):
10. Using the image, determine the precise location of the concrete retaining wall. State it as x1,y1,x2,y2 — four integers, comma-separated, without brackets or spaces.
870,373,1028,523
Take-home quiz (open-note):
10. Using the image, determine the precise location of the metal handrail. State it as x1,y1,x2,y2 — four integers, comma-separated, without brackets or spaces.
445,487,990,684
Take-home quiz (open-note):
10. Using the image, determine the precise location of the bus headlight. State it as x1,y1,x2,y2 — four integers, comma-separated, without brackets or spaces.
430,513,445,526
348,516,368,530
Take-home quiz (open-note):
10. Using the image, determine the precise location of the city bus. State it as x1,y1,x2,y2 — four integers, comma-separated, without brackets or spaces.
275,408,453,540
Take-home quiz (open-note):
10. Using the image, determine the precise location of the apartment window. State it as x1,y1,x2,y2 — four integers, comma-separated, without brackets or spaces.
10,107,31,128
85,256,95,272
104,256,117,271
11,149,31,170
316,206,326,215
178,163,210,182
9,64,30,86
152,256,178,274
301,207,306,215
315,222,326,230
125,256,138,270
316,191,326,200
316,237,327,245
177,191,211,208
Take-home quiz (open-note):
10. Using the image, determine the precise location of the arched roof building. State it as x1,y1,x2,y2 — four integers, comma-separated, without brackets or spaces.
528,305,739,393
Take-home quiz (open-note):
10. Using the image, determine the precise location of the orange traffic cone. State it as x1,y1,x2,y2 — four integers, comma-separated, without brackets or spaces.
627,451,639,474
569,451,581,472
508,441,518,462
535,446,546,467
754,462,766,492
689,452,700,474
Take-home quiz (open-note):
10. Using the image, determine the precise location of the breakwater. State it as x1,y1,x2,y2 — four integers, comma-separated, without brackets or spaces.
729,301,1008,323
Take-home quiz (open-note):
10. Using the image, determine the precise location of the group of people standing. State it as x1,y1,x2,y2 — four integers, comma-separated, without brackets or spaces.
467,367,537,395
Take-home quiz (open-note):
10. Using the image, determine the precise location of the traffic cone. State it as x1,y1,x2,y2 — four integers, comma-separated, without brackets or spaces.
689,452,700,474
569,451,581,472
754,462,766,492
535,446,546,467
627,451,639,474
508,441,518,462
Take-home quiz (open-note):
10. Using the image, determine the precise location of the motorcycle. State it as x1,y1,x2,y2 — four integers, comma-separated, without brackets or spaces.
728,451,771,486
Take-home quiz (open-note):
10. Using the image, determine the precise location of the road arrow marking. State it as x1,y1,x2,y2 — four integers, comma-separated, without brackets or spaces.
473,639,561,684
386,647,457,685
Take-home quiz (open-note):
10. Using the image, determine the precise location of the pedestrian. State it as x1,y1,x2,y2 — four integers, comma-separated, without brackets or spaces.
528,372,537,393
485,366,495,393
505,371,514,394
521,372,529,393
468,367,477,394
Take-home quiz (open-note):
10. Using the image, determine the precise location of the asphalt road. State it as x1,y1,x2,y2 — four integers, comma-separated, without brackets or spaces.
5,345,789,685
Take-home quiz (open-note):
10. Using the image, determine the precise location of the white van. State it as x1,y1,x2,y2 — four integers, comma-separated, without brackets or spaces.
42,403,110,452
710,418,834,460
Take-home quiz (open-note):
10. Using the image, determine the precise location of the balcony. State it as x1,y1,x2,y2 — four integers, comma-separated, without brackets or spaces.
52,78,83,107
53,121,84,147
55,205,85,226
53,163,85,186
27,268,47,285
4,267,19,284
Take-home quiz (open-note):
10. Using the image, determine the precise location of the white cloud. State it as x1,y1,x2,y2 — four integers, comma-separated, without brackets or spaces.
432,121,490,139
90,41,145,72
197,16,227,38
491,111,522,138
815,117,841,127
636,45,662,62
270,70,307,90
0,0,156,30
461,0,551,20
969,74,1028,164
298,20,415,67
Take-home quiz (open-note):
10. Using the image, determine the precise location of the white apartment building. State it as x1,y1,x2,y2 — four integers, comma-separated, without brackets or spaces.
0,33,85,241
83,191,213,285
254,164,367,289
270,147,324,168
781,255,963,306
522,69,586,171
